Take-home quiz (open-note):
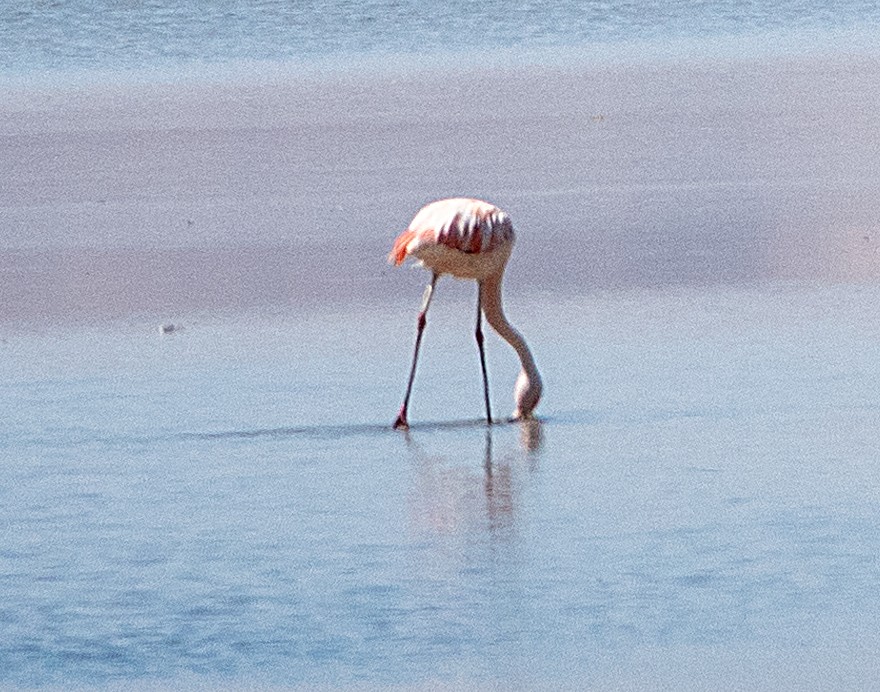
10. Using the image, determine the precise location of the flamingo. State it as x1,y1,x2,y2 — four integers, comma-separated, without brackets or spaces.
389,197,542,429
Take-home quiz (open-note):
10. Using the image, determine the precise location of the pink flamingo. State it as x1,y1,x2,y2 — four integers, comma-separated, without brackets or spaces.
389,198,542,429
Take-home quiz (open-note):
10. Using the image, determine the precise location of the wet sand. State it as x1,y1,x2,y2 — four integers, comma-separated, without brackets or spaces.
2,51,879,325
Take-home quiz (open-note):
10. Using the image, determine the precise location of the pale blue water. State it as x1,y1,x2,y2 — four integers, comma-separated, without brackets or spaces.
3,286,880,688
2,0,880,75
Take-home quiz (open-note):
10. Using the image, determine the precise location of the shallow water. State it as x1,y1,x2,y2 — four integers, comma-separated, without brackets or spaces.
3,0,880,76
3,283,880,688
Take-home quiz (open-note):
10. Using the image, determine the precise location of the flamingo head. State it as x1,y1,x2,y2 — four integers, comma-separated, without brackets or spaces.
513,369,542,420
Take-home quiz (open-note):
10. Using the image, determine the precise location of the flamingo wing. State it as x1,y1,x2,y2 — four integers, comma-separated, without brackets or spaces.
389,198,514,266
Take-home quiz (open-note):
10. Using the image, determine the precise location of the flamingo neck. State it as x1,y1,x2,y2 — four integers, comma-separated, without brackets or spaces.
480,276,542,416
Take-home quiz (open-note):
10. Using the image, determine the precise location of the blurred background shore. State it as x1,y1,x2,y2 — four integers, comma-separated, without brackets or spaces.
2,45,879,326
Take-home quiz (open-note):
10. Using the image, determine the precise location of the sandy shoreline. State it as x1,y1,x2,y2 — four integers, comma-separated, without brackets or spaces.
2,51,879,325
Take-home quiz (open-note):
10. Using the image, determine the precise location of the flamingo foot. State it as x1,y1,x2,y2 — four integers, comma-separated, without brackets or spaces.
393,408,409,429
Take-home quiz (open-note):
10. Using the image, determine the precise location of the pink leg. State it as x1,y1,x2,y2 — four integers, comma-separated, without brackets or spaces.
394,274,438,429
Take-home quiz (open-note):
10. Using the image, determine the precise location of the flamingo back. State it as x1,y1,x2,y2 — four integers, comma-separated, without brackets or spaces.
390,198,515,271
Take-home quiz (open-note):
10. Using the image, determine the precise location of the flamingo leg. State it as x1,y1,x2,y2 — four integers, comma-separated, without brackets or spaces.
476,282,493,425
394,273,439,429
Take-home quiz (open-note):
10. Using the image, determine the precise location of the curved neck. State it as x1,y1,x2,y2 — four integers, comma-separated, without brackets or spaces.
480,276,540,384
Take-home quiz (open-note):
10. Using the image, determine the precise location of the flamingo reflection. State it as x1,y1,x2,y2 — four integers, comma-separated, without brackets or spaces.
403,420,542,538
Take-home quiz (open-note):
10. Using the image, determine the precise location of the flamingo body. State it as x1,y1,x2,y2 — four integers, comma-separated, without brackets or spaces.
390,198,542,428
390,198,514,281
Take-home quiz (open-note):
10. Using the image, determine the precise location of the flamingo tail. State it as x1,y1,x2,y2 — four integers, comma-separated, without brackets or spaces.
389,229,417,265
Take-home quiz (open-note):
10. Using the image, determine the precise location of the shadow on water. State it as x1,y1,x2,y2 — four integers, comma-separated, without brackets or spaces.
180,416,545,448
76,408,750,449
41,416,547,450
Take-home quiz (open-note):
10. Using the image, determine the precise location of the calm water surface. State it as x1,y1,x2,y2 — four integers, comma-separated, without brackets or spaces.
2,0,880,75
3,285,880,687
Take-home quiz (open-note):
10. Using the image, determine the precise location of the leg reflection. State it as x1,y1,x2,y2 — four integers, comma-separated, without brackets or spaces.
401,420,542,537
482,428,513,532
403,420,542,537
